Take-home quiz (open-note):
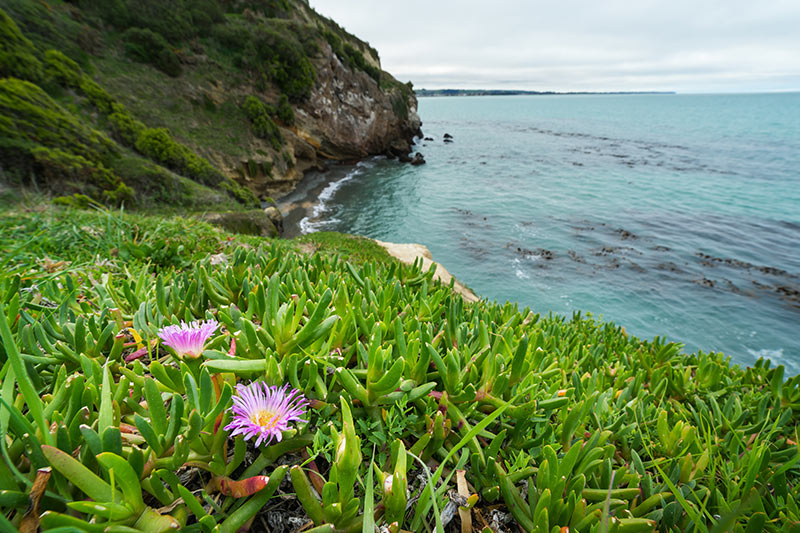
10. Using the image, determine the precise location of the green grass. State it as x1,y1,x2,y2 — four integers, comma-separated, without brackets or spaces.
0,202,266,277
91,54,254,162
295,231,395,265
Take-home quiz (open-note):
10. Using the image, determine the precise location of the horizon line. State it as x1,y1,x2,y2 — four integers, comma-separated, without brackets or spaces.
414,88,800,96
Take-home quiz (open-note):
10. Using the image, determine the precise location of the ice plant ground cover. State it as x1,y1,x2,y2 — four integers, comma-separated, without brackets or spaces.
1,205,800,532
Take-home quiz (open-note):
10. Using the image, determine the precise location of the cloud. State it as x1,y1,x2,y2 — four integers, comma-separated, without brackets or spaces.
309,0,800,92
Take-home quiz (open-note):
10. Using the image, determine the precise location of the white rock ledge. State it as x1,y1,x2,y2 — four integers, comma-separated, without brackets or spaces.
374,240,479,303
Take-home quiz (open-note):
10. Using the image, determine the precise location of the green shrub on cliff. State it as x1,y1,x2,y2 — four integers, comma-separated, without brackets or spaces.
242,95,283,150
0,51,252,208
226,0,293,18
78,76,116,114
134,127,222,186
122,27,183,77
343,42,381,83
241,23,317,100
322,29,381,83
79,0,224,43
0,1,91,69
314,9,380,62
42,49,83,87
0,8,43,82
44,55,117,114
0,8,257,209
0,78,115,166
109,152,246,209
108,104,146,145
0,78,137,203
277,93,295,125
211,17,253,52
218,177,261,207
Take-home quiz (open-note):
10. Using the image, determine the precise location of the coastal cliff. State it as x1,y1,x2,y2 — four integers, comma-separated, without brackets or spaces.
259,38,422,195
0,0,420,207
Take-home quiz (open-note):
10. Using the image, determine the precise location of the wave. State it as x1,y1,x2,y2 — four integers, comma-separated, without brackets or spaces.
299,160,376,234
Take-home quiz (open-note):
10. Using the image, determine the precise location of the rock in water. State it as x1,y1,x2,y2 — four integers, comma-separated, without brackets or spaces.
410,152,426,165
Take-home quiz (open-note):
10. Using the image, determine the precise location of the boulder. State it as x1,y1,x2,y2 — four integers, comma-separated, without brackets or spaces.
202,210,279,238
423,136,434,141
443,133,453,139
264,205,284,235
410,152,426,165
398,152,412,163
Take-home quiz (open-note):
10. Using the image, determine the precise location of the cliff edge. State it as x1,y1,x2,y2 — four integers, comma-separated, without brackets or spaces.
375,240,479,303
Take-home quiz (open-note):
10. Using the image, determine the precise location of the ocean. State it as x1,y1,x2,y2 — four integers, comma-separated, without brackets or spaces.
285,93,800,372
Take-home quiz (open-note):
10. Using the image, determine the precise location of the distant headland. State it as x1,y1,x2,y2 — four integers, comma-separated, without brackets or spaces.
415,89,676,97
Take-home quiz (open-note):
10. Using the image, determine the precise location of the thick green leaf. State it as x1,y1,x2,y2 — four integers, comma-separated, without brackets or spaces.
42,445,119,503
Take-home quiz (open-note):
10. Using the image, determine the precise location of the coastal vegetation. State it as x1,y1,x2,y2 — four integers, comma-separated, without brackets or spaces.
0,201,798,532
1,1,798,532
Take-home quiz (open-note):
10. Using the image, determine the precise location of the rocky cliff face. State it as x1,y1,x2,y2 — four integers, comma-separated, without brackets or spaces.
302,45,421,159
225,0,423,197
246,45,422,197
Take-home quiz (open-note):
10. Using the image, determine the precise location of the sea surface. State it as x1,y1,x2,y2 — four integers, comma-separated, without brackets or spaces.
290,93,800,372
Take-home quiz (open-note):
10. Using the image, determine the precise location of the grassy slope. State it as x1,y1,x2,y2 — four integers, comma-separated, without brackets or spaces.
0,3,258,210
0,201,799,532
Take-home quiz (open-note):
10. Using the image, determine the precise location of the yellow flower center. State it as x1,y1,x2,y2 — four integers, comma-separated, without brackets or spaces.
252,410,278,429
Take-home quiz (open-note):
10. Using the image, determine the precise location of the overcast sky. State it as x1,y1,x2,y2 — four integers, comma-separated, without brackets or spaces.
309,0,800,93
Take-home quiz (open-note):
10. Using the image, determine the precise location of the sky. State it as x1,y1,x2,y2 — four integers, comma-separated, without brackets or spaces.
309,0,800,93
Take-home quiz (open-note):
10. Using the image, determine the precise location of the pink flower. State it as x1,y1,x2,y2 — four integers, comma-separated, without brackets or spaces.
224,382,308,447
157,319,218,359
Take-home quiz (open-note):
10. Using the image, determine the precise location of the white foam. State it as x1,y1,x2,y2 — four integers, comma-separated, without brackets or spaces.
300,160,376,234
512,258,530,279
746,347,784,360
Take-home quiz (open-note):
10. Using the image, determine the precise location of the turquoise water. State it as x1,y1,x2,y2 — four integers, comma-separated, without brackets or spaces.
301,93,800,371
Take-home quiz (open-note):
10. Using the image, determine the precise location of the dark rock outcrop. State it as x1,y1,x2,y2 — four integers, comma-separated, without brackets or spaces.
410,152,426,165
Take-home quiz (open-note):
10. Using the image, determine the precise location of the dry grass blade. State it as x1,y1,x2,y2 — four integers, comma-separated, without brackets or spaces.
456,469,472,533
19,467,51,533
